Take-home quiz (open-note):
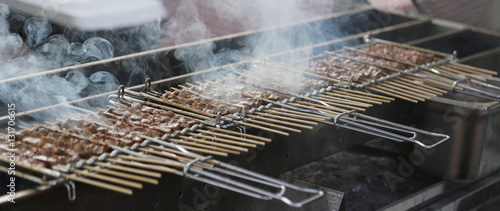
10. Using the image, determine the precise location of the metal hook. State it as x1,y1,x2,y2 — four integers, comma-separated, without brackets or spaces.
240,107,247,119
183,156,213,174
215,111,222,126
144,78,151,92
452,78,470,93
118,85,125,99
363,33,373,43
333,111,349,125
64,180,76,201
69,156,78,172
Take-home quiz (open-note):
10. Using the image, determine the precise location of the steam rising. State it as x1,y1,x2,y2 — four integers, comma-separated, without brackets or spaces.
165,0,324,95
1,0,332,126
24,17,52,49
0,4,120,126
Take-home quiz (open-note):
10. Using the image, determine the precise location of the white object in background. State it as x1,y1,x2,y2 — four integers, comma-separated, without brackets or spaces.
0,0,167,31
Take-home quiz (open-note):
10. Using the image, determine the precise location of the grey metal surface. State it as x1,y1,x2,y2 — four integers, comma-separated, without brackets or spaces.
415,93,500,181
380,170,500,211
201,176,345,211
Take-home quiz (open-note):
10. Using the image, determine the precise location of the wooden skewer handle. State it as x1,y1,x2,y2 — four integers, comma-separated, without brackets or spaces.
233,120,289,136
60,173,133,195
82,165,158,185
72,169,143,189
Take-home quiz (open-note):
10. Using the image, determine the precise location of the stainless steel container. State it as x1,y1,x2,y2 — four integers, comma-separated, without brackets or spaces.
416,93,500,181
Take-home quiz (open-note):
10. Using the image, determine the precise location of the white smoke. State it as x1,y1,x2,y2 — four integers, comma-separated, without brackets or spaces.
0,4,121,127
163,0,326,95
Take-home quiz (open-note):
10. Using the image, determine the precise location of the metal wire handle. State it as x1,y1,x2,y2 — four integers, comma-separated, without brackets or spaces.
136,135,324,208
274,96,449,149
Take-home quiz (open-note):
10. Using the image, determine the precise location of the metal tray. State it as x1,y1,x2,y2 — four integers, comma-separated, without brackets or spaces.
415,92,500,181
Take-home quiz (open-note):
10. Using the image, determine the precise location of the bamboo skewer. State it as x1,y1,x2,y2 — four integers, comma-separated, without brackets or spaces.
376,84,430,101
447,63,498,75
260,109,328,121
443,64,492,77
387,80,442,96
177,84,191,90
420,71,456,84
308,95,373,107
176,134,248,153
431,66,475,79
320,92,386,104
287,102,340,116
105,158,179,174
166,137,240,155
72,169,143,189
186,132,257,148
435,66,487,81
242,118,302,133
337,88,395,101
252,112,318,125
366,87,419,103
61,172,133,195
116,155,187,169
194,129,264,146
139,148,214,169
94,161,162,178
245,114,314,130
405,76,459,90
294,101,350,113
146,145,220,165
264,108,330,120
203,126,272,142
384,81,438,97
300,98,367,111
82,165,158,185
136,148,212,168
166,144,229,157
399,77,448,94
233,120,289,136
